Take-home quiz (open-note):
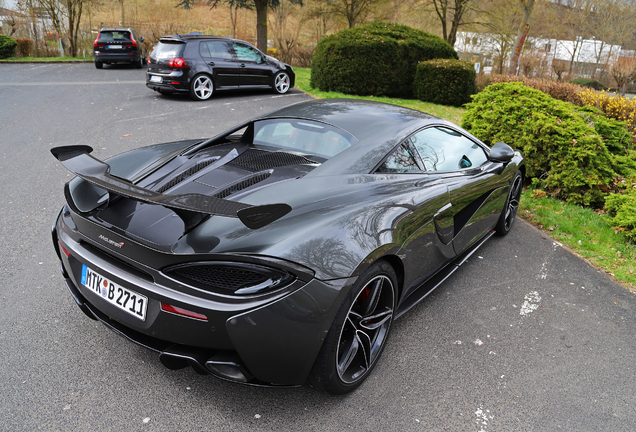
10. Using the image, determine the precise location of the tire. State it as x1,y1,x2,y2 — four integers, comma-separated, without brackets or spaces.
95,61,103,69
495,170,523,236
309,260,396,394
189,74,214,101
272,71,291,94
134,56,143,69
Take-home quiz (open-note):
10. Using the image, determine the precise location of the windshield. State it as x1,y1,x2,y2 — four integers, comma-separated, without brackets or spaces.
152,41,186,60
252,119,357,158
98,30,132,42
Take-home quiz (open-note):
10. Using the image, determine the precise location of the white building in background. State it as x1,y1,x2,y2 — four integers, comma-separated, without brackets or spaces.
455,31,625,79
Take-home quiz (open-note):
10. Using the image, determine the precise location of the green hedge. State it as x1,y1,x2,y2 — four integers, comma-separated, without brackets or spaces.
0,35,17,59
461,82,633,207
570,78,607,91
311,22,457,98
413,59,476,107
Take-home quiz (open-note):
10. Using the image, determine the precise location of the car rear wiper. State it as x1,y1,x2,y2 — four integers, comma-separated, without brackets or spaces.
51,145,291,232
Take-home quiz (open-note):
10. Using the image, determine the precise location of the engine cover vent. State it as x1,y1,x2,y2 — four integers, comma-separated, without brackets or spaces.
156,158,218,193
214,171,272,199
230,149,317,171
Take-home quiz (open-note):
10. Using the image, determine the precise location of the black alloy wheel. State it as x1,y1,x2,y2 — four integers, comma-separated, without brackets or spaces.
496,170,523,236
273,71,290,94
309,260,396,394
190,74,214,101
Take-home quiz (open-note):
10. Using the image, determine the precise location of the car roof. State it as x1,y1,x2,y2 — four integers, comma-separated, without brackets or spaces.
100,28,134,32
257,99,452,176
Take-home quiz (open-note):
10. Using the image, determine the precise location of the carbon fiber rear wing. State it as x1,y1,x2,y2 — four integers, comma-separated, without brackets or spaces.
51,146,291,231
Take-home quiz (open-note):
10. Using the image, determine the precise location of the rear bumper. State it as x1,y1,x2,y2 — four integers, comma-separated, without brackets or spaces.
53,208,351,386
95,53,141,63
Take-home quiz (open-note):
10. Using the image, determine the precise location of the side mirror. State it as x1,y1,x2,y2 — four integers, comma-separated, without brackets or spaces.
489,141,515,163
140,36,145,43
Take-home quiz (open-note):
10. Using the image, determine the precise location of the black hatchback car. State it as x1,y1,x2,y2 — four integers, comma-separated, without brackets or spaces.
93,28,147,69
146,35,295,100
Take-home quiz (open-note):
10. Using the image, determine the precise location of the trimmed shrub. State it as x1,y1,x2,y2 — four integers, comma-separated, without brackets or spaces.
311,22,457,98
0,35,17,59
485,74,585,105
570,78,608,91
461,82,627,207
413,59,476,107
15,38,33,57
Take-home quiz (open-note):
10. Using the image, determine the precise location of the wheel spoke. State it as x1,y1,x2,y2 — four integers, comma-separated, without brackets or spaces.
360,278,382,316
337,318,359,374
359,307,392,330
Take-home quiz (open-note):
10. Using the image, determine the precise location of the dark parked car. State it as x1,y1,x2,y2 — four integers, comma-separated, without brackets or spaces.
51,99,524,394
93,28,147,69
146,35,295,100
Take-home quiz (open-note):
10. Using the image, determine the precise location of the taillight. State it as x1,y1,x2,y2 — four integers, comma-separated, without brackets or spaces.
126,34,137,48
58,241,70,258
93,36,104,48
161,303,208,321
168,57,188,68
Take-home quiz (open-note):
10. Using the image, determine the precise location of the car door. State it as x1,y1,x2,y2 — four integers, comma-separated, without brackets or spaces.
410,126,510,255
199,40,241,88
375,141,456,298
231,42,272,87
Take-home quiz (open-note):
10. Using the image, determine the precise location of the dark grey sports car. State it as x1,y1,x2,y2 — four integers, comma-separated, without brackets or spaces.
51,99,524,394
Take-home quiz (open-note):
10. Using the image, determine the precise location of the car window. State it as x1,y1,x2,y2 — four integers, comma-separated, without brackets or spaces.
99,31,131,42
232,42,262,63
410,126,488,172
377,143,423,174
199,41,234,59
253,119,357,158
152,41,186,60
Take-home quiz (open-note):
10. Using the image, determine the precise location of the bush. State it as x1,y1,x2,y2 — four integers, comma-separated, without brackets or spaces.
15,38,33,57
579,89,636,143
311,22,457,98
570,78,608,91
605,187,636,241
461,82,626,207
0,35,17,59
485,74,585,105
413,59,476,107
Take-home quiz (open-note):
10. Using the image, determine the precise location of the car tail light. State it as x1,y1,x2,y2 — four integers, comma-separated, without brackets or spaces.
165,262,295,296
93,36,104,48
125,34,138,48
168,57,188,68
161,303,208,321
58,241,70,258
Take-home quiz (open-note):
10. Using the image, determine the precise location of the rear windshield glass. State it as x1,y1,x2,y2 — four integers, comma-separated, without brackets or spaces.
152,41,186,60
253,119,357,158
98,31,131,42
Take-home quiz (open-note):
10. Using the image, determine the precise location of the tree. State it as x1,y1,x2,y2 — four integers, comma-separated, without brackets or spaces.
425,0,476,47
508,0,536,75
611,57,636,96
177,0,301,52
328,0,377,28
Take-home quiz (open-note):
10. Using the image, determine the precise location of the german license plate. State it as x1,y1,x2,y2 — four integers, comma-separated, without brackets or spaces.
81,265,147,320
150,75,161,83
108,45,122,49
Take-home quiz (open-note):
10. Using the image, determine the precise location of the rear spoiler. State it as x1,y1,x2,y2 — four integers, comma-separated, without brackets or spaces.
51,145,291,231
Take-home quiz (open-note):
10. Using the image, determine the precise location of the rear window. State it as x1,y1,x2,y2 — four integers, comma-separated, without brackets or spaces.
253,119,357,158
98,30,131,42
152,41,186,60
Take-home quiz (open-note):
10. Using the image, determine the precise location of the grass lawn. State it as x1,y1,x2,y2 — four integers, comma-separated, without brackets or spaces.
295,66,636,291
0,56,92,62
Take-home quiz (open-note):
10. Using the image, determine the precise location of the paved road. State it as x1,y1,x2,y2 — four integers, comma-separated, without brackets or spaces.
1,63,636,431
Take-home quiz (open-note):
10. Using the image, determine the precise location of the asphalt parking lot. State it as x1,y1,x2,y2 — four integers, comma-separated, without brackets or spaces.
1,63,636,431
